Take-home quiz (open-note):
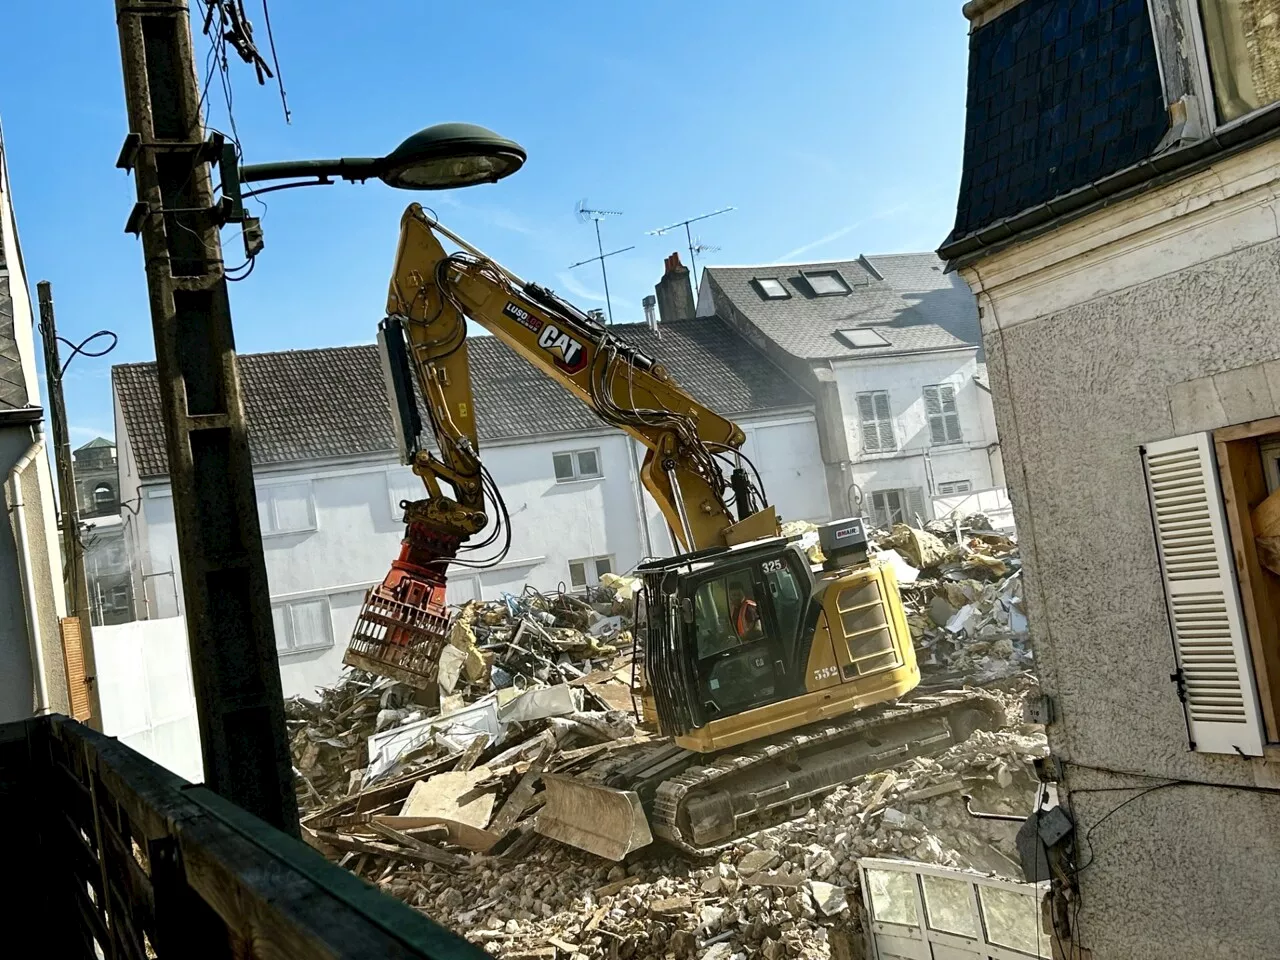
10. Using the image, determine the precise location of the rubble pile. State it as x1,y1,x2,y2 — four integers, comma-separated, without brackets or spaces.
317,688,1045,960
288,576,645,816
285,522,1046,959
877,521,1031,684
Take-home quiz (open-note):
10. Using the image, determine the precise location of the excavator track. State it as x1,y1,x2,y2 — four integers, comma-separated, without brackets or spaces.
649,689,1003,856
539,688,1004,860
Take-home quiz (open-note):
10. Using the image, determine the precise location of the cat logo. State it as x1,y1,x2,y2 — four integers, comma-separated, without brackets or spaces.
537,324,588,373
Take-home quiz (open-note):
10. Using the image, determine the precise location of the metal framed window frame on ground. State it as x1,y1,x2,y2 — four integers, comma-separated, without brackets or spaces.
860,857,1051,959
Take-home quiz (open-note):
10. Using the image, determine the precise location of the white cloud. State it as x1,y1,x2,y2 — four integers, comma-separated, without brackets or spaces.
772,203,911,264
555,271,608,304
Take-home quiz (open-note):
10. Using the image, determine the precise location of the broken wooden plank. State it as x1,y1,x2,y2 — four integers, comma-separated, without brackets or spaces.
301,753,458,830
487,741,553,838
373,815,500,853
367,820,470,870
584,904,608,932
311,829,467,870
593,875,641,898
453,733,490,772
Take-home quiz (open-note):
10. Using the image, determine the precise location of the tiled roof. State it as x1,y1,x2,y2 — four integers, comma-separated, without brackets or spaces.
704,259,972,361
864,252,983,357
113,316,812,479
944,0,1166,251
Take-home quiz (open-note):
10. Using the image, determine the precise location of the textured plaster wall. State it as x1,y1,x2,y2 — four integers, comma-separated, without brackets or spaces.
984,236,1280,958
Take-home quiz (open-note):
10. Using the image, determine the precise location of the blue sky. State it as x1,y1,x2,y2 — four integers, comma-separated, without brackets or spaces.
0,1,970,444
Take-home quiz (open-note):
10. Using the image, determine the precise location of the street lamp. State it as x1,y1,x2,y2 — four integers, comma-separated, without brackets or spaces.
236,121,526,195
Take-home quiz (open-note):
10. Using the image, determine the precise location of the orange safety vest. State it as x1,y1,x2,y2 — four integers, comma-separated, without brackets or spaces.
734,598,758,636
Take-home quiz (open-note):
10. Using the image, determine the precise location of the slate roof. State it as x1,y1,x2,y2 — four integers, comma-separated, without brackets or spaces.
704,259,972,362
0,139,30,410
942,0,1167,257
864,253,984,358
113,316,813,479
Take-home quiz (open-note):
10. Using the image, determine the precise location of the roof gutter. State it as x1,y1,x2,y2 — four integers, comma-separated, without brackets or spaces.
939,101,1280,270
9,422,49,714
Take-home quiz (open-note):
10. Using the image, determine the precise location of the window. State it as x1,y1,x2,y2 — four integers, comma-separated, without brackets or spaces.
869,488,926,530
1197,0,1280,124
753,278,790,300
836,328,890,349
1142,430,1272,755
923,384,963,445
801,270,851,296
93,483,115,510
936,479,972,495
108,585,129,611
856,391,896,452
256,482,316,536
568,555,613,589
271,597,334,654
553,449,602,482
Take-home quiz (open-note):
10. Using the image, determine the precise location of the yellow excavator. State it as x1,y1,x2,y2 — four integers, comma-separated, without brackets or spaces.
344,204,1001,860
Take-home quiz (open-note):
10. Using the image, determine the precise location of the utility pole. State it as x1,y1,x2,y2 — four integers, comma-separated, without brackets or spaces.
37,282,104,730
113,0,298,835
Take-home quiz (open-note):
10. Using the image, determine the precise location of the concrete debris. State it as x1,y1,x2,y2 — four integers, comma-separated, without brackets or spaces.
875,522,1032,684
805,880,848,916
286,550,1048,959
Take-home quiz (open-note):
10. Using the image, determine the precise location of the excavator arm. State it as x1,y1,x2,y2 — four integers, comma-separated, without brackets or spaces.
385,203,776,554
344,204,776,690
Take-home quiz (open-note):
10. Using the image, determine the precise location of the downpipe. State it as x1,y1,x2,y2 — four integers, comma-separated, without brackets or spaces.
9,423,49,714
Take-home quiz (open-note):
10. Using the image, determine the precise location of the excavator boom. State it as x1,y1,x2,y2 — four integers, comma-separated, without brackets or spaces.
345,205,775,691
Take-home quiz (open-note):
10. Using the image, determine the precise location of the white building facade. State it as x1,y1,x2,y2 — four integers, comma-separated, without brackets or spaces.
114,317,828,699
699,253,1003,529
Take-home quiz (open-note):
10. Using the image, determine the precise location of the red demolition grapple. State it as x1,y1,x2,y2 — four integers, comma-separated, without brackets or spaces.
343,518,458,691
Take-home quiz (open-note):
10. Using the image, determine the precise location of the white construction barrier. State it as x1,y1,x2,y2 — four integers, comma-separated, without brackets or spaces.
94,617,203,783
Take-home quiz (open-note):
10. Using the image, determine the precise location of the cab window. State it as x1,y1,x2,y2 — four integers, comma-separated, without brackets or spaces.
763,557,804,644
694,569,762,658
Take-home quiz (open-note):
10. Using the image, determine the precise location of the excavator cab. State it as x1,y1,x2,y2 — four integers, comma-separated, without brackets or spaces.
641,539,814,735
637,521,921,754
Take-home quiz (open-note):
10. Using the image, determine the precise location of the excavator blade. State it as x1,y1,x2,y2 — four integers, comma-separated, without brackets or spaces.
536,773,653,861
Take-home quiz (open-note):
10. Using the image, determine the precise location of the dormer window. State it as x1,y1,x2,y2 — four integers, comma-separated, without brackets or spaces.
754,278,790,300
802,270,851,296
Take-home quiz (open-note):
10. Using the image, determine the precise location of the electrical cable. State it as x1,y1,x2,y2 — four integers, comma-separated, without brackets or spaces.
260,0,290,123
56,330,118,378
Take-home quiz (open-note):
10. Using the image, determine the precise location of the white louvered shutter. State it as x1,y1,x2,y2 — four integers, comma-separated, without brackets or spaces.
906,487,926,525
1142,433,1264,756
874,393,896,451
858,394,881,453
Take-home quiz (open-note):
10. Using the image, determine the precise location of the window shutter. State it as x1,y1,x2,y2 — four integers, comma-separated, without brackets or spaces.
1142,433,1264,756
941,385,962,442
928,414,948,446
60,617,93,723
905,487,926,525
857,394,880,452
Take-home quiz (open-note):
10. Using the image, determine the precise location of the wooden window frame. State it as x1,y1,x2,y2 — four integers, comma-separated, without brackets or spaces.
1215,414,1280,742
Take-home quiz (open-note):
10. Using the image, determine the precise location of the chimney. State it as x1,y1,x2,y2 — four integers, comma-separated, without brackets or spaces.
642,295,658,330
654,252,695,324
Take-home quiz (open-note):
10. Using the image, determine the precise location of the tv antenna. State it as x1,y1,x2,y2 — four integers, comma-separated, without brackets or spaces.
647,206,735,286
570,200,633,324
